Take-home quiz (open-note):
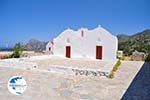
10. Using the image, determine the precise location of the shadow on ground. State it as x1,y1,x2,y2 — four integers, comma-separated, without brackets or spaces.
121,62,150,100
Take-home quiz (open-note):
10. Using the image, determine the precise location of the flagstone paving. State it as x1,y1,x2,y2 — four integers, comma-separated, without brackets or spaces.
0,61,148,100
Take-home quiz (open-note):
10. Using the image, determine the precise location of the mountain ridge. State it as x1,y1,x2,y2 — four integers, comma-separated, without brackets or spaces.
117,29,150,55
25,39,48,51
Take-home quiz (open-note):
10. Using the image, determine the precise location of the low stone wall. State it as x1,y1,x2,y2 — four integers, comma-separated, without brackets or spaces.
48,66,109,77
72,69,109,77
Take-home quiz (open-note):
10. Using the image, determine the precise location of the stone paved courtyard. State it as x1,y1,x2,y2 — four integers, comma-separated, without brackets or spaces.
0,60,149,100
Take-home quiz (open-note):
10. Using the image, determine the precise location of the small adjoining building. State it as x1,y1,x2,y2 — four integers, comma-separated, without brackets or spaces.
46,25,118,61
117,50,123,59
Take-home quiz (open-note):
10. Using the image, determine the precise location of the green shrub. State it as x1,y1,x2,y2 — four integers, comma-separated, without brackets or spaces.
108,59,121,79
11,43,24,58
108,71,114,79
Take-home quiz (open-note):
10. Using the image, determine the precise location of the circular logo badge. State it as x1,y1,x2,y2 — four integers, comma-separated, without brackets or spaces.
7,76,27,95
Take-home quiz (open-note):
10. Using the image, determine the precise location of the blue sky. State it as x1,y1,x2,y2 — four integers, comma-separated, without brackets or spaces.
0,0,150,47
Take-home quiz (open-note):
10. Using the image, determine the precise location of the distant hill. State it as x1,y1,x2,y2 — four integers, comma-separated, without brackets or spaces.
117,34,130,43
117,29,150,55
25,39,48,51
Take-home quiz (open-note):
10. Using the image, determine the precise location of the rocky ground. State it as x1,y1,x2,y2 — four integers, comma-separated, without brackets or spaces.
0,58,148,100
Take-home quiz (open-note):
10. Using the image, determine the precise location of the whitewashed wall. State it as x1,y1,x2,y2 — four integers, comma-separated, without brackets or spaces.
47,26,118,61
